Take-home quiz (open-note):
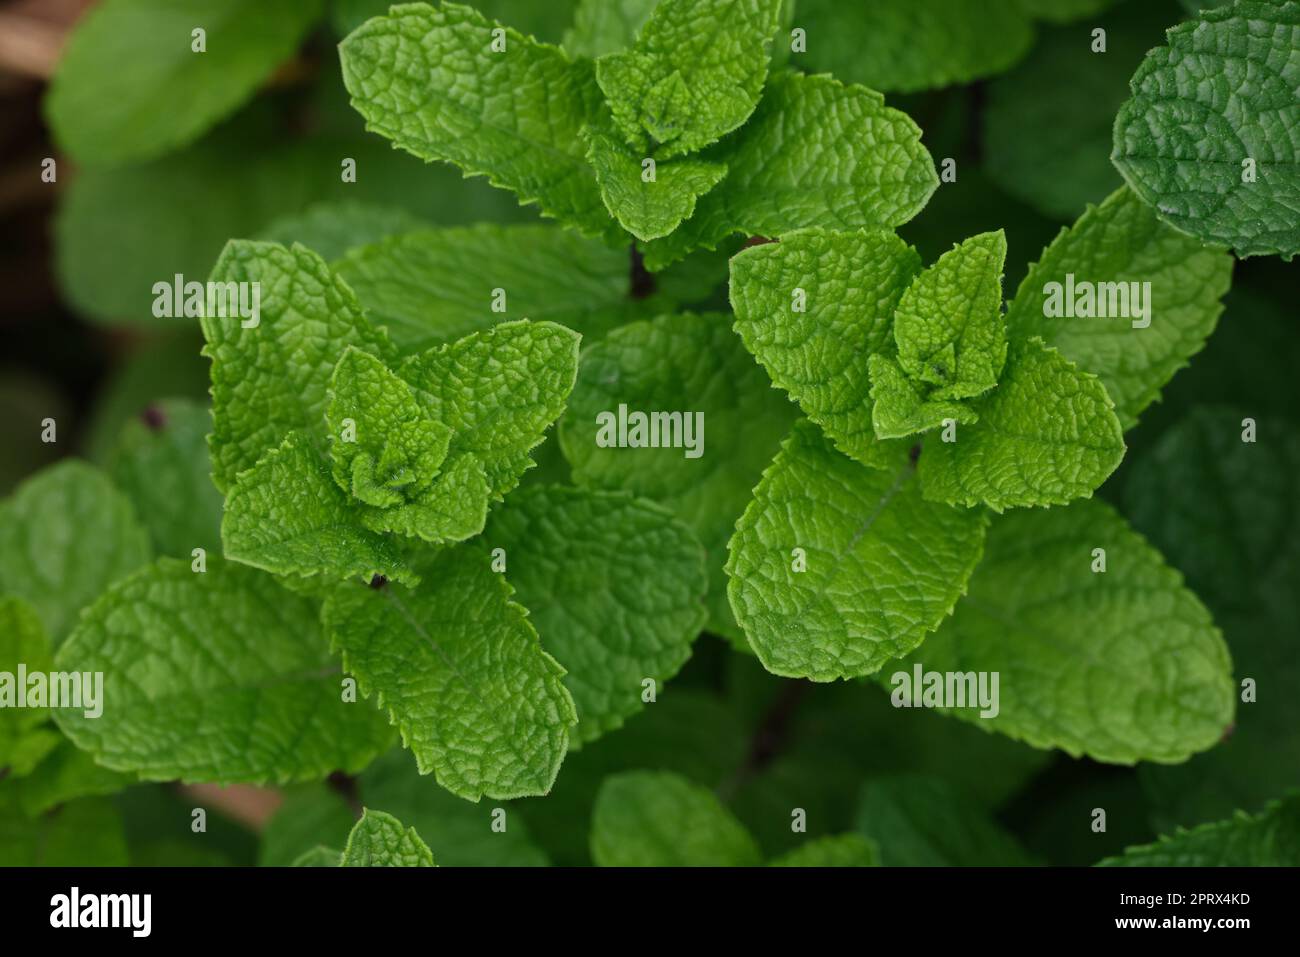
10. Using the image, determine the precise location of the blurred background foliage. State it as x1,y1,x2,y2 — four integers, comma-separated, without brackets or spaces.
0,0,1294,866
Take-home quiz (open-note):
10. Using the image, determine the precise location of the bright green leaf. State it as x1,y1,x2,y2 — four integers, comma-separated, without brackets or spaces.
769,833,880,867
341,808,436,866
868,354,978,440
1100,794,1300,866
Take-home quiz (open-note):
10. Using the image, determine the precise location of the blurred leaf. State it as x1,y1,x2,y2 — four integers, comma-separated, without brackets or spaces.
0,375,67,495
0,794,129,866
259,785,356,866
259,201,430,262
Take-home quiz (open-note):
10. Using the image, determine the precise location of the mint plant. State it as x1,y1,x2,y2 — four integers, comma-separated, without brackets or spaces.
4,0,1300,870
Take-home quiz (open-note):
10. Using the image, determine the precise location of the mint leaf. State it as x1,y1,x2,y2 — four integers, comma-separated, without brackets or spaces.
399,320,581,500
794,0,1035,93
893,498,1236,764
590,770,762,866
564,0,659,58
558,312,799,642
292,846,344,867
644,72,938,269
769,834,880,867
583,124,727,240
223,432,417,586
326,347,453,508
203,240,391,493
868,354,978,441
335,224,663,352
1099,795,1300,866
341,808,435,866
727,422,989,680
259,201,431,264
487,485,707,746
893,231,1007,402
340,2,614,239
0,461,152,645
918,337,1125,510
45,0,323,166
1112,0,1300,259
322,547,577,800
1006,188,1233,429
359,748,551,865
0,796,128,867
729,227,922,466
0,597,56,778
108,398,224,557
7,740,133,817
360,455,491,545
594,0,782,158
856,774,1036,866
53,557,396,783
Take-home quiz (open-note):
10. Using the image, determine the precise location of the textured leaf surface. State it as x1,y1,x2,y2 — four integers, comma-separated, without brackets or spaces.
1112,0,1300,258
894,499,1235,763
918,337,1125,510
559,312,798,641
223,432,416,585
400,320,580,500
202,240,391,493
591,770,762,866
584,124,727,240
769,834,880,867
108,398,224,557
359,748,550,865
341,809,435,866
856,774,1035,866
488,485,707,746
1100,795,1300,866
595,0,782,158
335,224,661,352
795,0,1035,93
564,0,659,58
644,73,937,268
1006,188,1232,428
729,227,922,465
45,0,323,166
340,2,614,238
53,558,396,783
727,422,989,680
893,231,1007,402
868,354,977,440
0,461,152,645
322,548,577,801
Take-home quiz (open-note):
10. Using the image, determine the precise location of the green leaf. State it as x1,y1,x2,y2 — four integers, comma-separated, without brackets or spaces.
868,354,978,440
892,498,1236,763
917,337,1125,510
335,224,663,352
223,432,417,586
594,0,782,158
259,201,431,263
727,422,989,680
340,2,614,239
487,485,707,746
399,319,581,500
1100,794,1300,866
558,312,799,642
729,227,922,466
794,0,1035,93
45,0,324,166
7,740,133,816
0,795,128,867
108,398,224,557
326,348,453,508
359,748,551,866
769,834,880,867
893,231,1007,402
53,557,396,783
322,547,577,801
359,455,492,545
259,786,356,866
591,770,762,866
202,240,391,493
583,124,727,241
564,0,659,58
0,461,152,645
0,597,56,777
292,846,344,867
1006,188,1232,429
1112,0,1300,259
341,808,436,866
644,72,938,269
856,774,1036,866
